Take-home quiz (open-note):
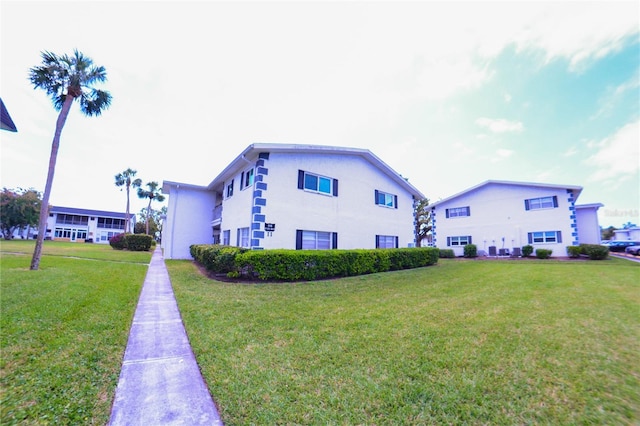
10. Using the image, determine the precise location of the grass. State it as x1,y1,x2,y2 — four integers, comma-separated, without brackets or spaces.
0,240,151,425
168,257,640,425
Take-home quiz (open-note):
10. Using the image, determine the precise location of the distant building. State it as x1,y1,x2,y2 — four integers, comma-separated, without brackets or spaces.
613,227,640,241
0,98,18,132
162,143,425,259
42,206,135,243
429,180,603,257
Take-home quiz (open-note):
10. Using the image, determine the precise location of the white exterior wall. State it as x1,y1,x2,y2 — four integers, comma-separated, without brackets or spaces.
433,183,577,257
252,152,416,249
44,211,135,244
163,185,216,259
575,206,601,244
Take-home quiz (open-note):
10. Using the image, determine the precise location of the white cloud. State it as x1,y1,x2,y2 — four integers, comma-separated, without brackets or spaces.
476,118,524,133
562,146,579,157
585,120,640,182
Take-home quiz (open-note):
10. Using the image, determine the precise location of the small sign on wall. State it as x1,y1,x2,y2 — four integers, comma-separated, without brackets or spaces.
265,223,275,232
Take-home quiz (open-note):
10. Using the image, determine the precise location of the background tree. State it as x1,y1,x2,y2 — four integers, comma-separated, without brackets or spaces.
601,226,617,241
137,181,165,235
114,168,142,233
28,50,112,270
135,206,166,239
0,188,42,239
414,198,432,247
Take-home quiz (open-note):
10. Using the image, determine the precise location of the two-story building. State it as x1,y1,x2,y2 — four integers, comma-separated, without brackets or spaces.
42,206,135,243
162,143,425,259
429,180,603,257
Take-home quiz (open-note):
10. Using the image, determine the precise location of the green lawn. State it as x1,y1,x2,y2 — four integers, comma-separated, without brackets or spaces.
168,257,640,425
0,240,151,425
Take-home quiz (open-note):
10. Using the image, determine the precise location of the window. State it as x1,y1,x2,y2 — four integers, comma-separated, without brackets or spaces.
237,227,249,248
525,196,558,210
240,169,254,190
297,170,338,196
376,235,398,248
528,231,562,244
97,217,125,230
296,230,338,250
446,206,470,218
375,190,397,208
447,236,472,246
100,231,122,241
222,230,230,246
56,214,88,225
226,179,234,198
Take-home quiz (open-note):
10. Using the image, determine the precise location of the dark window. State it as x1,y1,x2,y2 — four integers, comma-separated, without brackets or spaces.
375,190,398,208
445,206,470,218
298,170,338,196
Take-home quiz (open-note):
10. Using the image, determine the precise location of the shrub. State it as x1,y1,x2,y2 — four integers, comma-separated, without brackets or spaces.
190,245,440,281
535,249,553,259
463,244,477,258
190,244,247,273
109,233,127,250
580,244,609,260
566,245,582,258
439,249,455,258
125,234,153,251
522,245,534,257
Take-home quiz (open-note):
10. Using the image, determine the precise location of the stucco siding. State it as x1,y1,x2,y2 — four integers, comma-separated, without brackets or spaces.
252,152,416,249
575,206,601,244
163,185,216,259
433,183,577,257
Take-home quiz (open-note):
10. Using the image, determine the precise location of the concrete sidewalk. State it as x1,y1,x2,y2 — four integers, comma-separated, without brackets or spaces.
109,247,223,425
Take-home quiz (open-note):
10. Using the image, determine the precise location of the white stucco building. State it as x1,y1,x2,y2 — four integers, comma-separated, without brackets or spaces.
26,206,135,243
429,180,603,257
162,143,425,259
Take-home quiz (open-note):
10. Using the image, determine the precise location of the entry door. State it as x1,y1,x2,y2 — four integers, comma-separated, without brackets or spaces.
71,230,77,242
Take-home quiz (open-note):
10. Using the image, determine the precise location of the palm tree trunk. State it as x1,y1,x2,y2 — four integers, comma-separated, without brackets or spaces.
125,183,131,233
30,95,74,270
146,199,151,235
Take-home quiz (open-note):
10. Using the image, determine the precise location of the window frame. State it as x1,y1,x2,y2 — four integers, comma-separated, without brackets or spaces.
237,227,249,248
374,190,398,209
525,196,558,211
445,206,470,218
528,230,562,244
297,170,338,196
222,230,230,246
376,234,398,249
447,235,472,246
240,168,254,190
296,229,338,250
226,179,234,198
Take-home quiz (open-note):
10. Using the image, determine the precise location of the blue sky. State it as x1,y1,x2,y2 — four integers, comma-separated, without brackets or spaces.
1,1,638,228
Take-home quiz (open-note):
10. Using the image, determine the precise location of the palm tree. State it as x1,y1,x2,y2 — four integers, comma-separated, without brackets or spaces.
115,168,142,233
137,181,166,236
29,50,112,270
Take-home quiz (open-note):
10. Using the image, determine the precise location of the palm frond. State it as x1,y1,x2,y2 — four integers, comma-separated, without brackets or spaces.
79,89,112,116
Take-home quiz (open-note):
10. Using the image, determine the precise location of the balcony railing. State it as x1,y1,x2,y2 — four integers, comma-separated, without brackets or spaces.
212,205,223,223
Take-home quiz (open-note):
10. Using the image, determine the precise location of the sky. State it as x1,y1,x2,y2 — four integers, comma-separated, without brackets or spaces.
1,1,638,228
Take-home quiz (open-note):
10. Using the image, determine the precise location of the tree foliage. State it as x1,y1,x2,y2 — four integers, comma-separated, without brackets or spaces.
414,198,432,247
28,50,112,270
137,182,165,235
0,188,42,239
114,168,141,233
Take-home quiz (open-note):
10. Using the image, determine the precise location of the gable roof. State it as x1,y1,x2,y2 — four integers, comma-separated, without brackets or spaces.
1,98,17,132
51,206,133,219
206,143,425,199
429,180,584,208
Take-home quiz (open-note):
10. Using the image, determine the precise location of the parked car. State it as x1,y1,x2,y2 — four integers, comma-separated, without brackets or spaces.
607,241,640,252
625,245,640,256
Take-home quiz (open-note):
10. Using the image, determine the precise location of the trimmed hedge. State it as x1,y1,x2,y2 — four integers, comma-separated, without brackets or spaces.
109,233,127,250
463,244,477,258
580,244,609,260
109,233,153,251
566,245,582,258
535,249,553,259
439,249,455,258
190,245,439,281
126,234,153,251
522,245,534,257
